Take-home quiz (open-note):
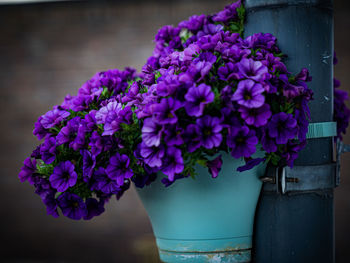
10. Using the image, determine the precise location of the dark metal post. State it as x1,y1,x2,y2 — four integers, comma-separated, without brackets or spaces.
244,1,335,262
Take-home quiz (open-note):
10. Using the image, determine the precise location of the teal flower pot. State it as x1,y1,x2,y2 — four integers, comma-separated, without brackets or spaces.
136,152,265,263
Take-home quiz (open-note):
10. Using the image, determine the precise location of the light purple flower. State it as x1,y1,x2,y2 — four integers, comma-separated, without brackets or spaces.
238,58,268,82
40,108,70,129
142,118,163,147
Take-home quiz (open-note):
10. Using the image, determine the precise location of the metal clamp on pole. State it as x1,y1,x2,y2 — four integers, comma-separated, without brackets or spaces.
260,122,341,194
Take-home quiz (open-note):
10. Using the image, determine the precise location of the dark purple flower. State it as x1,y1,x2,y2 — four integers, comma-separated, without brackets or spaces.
189,52,217,81
232,79,265,108
238,58,268,82
281,140,307,167
141,118,163,147
164,125,184,146
40,108,70,129
58,192,87,220
132,173,157,188
183,124,202,152
261,129,278,153
238,104,272,127
212,0,241,24
152,97,182,125
81,150,96,182
218,62,241,81
19,157,37,184
33,116,49,140
220,107,240,128
50,161,78,192
140,142,165,168
227,126,258,158
184,83,214,117
161,174,185,187
40,136,56,164
207,155,223,178
161,147,184,181
43,193,59,218
268,112,298,144
237,158,266,172
81,110,97,132
31,145,41,159
179,14,207,32
197,116,223,149
106,153,133,186
92,167,120,194
70,126,86,151
34,177,53,199
83,198,105,220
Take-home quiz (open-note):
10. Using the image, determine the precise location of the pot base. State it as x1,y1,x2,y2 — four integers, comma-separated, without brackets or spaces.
156,236,251,263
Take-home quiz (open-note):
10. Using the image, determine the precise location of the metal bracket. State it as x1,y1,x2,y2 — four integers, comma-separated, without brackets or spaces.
261,163,336,194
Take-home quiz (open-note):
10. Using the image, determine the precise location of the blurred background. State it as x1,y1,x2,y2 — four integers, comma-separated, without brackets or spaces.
0,0,349,262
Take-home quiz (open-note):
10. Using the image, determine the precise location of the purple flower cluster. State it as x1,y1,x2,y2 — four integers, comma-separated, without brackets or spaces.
333,52,350,140
20,1,319,220
20,68,140,220
135,0,312,182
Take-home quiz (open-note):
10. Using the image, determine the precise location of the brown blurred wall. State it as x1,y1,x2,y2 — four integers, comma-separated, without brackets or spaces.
0,0,349,262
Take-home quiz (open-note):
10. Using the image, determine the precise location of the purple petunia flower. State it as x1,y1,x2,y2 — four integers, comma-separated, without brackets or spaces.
33,116,49,140
218,62,241,81
237,157,266,172
83,198,105,220
212,0,241,24
58,192,87,220
40,136,56,164
164,125,184,146
56,116,81,146
232,79,265,109
40,108,70,129
81,150,96,182
207,155,223,178
152,97,182,125
197,116,223,149
18,157,37,184
140,142,165,168
161,174,185,187
189,52,217,81
238,58,268,82
184,83,215,117
142,118,163,147
183,124,202,152
92,167,121,194
227,126,258,158
238,103,272,127
161,147,184,181
95,101,124,136
261,128,278,153
106,153,133,186
268,112,298,144
43,193,59,218
49,161,78,192
33,177,54,199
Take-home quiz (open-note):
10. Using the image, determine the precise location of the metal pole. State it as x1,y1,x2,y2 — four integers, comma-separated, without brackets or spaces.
244,1,334,262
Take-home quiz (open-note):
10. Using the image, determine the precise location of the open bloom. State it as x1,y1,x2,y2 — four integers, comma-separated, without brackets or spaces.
232,79,265,108
161,147,184,181
18,158,37,184
238,58,268,82
50,161,78,192
58,192,87,220
184,83,215,117
238,103,272,127
227,126,258,158
142,118,163,147
197,116,223,149
140,142,165,168
106,153,133,186
153,97,182,125
268,112,298,144
40,108,70,129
